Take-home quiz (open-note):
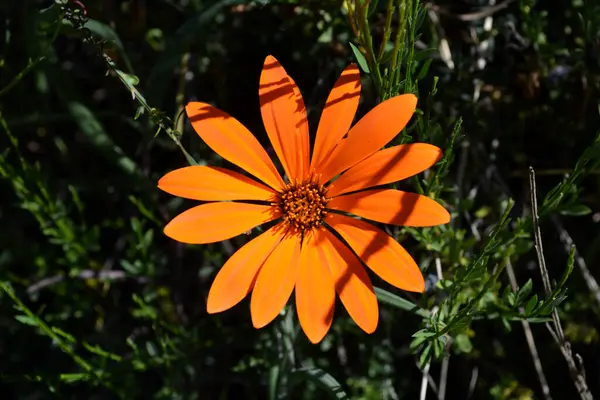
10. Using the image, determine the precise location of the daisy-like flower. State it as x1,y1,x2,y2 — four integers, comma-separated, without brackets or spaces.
158,55,450,343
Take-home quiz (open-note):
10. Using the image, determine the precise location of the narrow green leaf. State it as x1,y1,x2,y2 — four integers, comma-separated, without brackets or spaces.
410,335,430,350
374,287,428,317
82,342,122,361
557,248,575,291
432,337,444,358
349,42,370,74
52,327,76,343
516,279,533,303
59,373,88,383
416,58,432,81
66,102,139,178
412,329,436,339
560,204,592,216
291,367,349,400
15,315,39,326
525,294,538,314
419,343,432,368
268,365,279,400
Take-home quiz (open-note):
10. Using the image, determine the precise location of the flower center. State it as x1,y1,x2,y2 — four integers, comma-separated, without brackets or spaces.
278,181,329,233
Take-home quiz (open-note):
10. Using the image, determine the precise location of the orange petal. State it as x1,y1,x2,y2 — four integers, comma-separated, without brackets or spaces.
164,203,278,244
251,232,301,328
318,94,418,183
314,227,378,333
259,55,309,183
295,230,335,343
186,102,284,191
327,144,442,197
326,213,425,292
311,64,361,171
328,189,450,227
207,225,283,313
158,166,276,201
291,76,310,179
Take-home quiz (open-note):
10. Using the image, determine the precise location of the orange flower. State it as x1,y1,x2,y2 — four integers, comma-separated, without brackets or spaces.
158,55,450,343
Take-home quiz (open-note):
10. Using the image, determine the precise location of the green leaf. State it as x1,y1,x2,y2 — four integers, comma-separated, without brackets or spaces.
120,259,142,275
525,294,538,314
557,248,575,291
560,204,592,216
412,329,436,338
410,335,430,350
416,58,433,81
66,101,139,178
374,287,428,317
120,72,140,87
367,0,380,17
455,333,473,353
52,327,76,343
15,315,39,326
414,49,437,62
59,373,88,383
82,342,122,361
134,106,145,120
349,42,370,74
516,279,533,304
268,365,279,400
447,316,472,334
291,367,349,400
501,317,511,331
419,343,432,368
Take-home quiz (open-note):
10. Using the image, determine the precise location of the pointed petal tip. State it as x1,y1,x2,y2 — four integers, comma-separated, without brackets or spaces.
405,275,426,294
305,329,328,344
441,207,452,224
427,199,452,226
251,313,271,329
206,302,224,314
157,175,167,190
263,54,279,67
362,320,378,334
163,222,176,240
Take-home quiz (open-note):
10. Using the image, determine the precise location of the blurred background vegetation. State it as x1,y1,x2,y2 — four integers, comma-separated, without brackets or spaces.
1,0,600,399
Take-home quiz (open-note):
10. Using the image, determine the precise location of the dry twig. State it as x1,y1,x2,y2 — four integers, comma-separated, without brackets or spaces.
529,167,593,400
505,259,552,400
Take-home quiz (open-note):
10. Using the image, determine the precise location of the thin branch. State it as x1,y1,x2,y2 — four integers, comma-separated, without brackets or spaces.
427,8,454,70
438,338,451,400
550,216,600,311
505,259,552,400
435,258,450,400
419,359,433,400
529,167,593,400
27,270,147,295
466,366,479,399
421,299,442,400
415,360,439,395
424,0,515,22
